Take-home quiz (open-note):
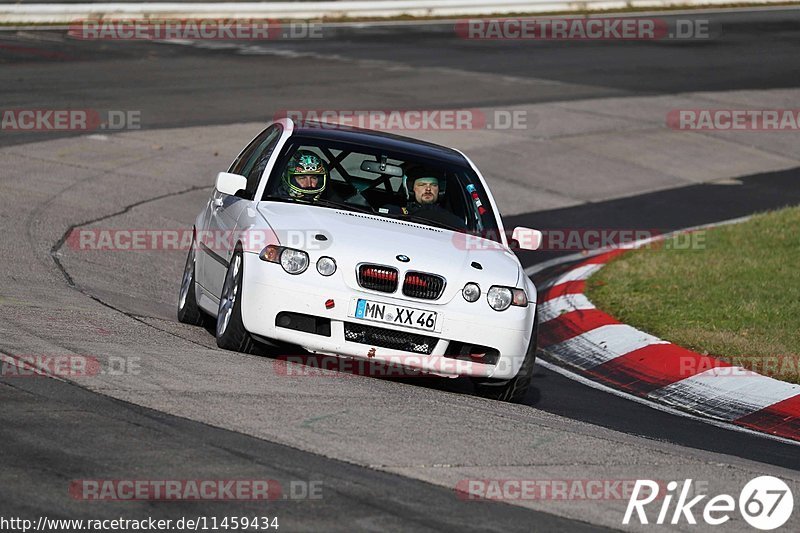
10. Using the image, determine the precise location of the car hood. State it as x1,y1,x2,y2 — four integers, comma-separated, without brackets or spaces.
256,202,521,302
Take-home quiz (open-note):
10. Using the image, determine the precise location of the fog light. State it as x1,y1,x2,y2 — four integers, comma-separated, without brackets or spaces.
462,282,481,302
317,257,337,276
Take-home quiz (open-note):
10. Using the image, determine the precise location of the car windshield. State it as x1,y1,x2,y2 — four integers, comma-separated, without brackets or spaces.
262,136,501,241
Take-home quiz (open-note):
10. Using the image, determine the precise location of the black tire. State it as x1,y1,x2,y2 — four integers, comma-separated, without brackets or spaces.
472,311,538,403
215,247,256,353
177,235,207,326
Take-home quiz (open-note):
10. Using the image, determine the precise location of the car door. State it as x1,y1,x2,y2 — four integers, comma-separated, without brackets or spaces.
197,124,282,301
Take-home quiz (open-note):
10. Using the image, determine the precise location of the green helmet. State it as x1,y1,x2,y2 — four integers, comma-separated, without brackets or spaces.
282,150,328,200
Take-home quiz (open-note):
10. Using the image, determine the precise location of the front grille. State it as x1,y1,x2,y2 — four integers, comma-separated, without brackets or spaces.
358,264,398,293
402,271,446,300
344,322,436,355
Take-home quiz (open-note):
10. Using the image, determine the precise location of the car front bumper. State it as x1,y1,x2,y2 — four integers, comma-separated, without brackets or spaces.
239,253,536,379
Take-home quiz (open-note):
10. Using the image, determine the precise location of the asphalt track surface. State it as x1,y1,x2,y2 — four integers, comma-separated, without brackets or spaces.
1,9,800,531
2,9,800,146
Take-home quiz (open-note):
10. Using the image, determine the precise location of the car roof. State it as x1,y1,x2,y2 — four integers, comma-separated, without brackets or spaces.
289,120,469,167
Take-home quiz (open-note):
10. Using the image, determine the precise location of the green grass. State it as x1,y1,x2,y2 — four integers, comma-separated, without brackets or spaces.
586,206,800,384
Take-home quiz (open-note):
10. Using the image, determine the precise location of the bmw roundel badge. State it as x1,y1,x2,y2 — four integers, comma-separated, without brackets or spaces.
396,255,410,262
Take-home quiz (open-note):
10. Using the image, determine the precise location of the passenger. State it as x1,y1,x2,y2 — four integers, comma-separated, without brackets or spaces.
401,175,466,229
407,176,440,209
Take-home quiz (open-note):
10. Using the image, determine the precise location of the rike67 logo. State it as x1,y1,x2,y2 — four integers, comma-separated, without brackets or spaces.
624,477,794,530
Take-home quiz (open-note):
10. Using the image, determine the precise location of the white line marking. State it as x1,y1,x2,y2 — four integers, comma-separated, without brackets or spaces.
536,357,800,447
649,367,800,421
546,324,668,370
539,293,594,322
538,263,603,290
526,251,599,276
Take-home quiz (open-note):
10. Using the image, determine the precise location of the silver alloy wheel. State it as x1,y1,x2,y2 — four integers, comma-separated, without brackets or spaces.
178,243,195,310
217,253,241,337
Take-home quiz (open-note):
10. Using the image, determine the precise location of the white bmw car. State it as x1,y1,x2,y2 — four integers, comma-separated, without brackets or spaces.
178,118,542,402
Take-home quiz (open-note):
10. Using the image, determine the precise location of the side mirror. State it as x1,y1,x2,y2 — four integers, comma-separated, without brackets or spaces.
215,172,248,196
511,227,543,251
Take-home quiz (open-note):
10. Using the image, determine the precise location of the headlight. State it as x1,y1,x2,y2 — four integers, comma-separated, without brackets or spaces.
487,286,528,311
259,245,310,275
487,286,513,311
462,282,481,302
280,248,309,274
316,256,337,276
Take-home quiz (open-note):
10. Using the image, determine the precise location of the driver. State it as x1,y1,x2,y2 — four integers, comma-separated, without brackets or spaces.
280,150,328,201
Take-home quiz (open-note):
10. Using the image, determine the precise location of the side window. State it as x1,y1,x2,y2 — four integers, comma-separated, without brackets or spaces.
229,126,273,175
229,125,282,198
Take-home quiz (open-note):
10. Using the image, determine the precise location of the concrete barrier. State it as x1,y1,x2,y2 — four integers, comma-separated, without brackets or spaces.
0,0,795,23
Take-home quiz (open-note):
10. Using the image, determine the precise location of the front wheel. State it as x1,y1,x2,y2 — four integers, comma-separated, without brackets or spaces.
472,311,538,403
177,235,207,326
216,248,256,353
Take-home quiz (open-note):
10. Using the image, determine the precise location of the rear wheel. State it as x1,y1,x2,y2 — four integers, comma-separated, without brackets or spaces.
216,248,256,353
472,311,538,403
177,235,206,326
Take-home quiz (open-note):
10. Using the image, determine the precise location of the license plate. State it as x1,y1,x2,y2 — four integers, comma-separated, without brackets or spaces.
351,299,440,333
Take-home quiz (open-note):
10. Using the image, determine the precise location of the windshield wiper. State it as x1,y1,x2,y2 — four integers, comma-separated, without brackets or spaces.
262,195,297,204
310,198,374,214
262,195,373,214
386,213,465,233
